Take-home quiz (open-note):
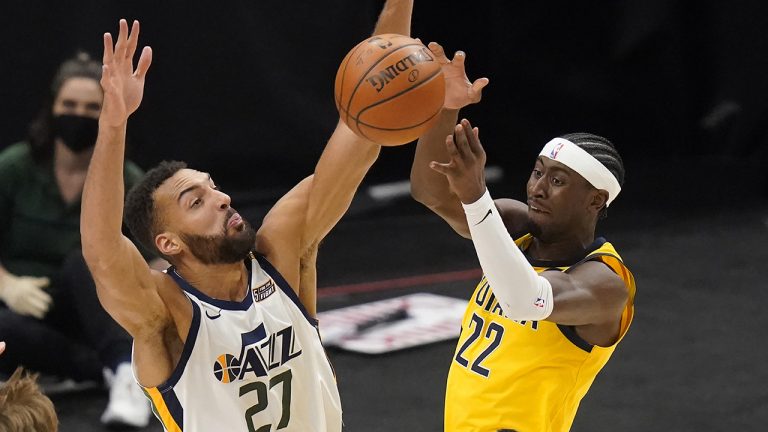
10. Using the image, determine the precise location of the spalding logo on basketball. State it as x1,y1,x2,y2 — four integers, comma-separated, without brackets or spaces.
335,34,446,146
213,353,241,383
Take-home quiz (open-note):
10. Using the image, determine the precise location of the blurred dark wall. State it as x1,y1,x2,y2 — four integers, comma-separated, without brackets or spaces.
1,0,766,207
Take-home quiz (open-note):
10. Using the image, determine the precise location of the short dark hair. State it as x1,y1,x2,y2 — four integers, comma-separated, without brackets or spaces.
124,160,188,256
28,51,102,163
0,367,58,432
559,133,625,219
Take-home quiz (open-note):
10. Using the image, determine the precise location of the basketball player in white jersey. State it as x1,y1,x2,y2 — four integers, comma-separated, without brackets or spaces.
80,2,414,430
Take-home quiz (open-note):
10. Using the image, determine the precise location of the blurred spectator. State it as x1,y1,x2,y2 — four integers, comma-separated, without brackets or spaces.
0,52,157,428
0,341,59,432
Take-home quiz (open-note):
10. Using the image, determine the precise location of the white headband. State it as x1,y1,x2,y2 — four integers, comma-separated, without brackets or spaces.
538,138,621,206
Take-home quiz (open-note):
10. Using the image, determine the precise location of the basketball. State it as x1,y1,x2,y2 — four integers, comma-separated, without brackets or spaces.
334,34,446,146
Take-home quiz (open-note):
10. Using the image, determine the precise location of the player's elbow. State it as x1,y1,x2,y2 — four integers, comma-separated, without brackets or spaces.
410,191,471,238
410,180,448,212
409,176,429,205
447,219,472,239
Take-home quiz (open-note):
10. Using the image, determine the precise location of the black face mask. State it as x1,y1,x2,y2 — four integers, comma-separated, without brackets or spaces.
52,114,99,153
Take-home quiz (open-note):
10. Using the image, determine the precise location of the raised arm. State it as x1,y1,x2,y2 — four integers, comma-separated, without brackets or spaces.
80,20,163,337
297,0,417,246
371,0,413,35
257,0,414,292
410,43,489,237
432,120,628,332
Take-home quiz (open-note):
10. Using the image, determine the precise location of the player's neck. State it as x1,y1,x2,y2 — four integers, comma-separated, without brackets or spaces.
176,260,249,301
527,230,596,263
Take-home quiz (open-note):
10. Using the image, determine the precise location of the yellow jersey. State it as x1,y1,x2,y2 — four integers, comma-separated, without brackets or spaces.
445,235,636,432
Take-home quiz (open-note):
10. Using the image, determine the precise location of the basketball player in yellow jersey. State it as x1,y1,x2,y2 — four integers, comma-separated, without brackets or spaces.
80,2,415,430
411,45,635,432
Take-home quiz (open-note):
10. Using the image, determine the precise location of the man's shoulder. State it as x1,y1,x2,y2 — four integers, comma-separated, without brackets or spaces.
580,239,635,297
587,238,625,264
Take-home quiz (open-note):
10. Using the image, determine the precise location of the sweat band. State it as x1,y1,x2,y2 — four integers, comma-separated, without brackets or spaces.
539,138,621,206
463,189,554,321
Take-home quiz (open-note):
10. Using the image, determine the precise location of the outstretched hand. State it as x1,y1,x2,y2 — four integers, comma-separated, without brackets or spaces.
429,118,487,204
100,19,153,127
428,42,489,110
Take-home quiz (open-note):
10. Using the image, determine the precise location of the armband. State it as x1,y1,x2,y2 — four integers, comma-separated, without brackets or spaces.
463,190,553,321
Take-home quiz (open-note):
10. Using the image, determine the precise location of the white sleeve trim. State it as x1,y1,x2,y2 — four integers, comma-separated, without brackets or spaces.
463,189,554,321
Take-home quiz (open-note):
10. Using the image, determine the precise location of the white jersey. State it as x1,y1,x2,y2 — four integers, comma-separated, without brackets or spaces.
136,253,342,432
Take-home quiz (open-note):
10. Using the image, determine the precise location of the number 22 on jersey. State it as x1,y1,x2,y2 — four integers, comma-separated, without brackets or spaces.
454,313,505,377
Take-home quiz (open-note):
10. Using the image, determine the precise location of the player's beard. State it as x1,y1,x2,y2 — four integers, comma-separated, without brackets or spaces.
180,219,256,265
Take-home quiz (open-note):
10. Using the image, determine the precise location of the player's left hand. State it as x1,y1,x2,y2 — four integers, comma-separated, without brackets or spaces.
428,42,489,110
428,118,487,204
100,19,152,127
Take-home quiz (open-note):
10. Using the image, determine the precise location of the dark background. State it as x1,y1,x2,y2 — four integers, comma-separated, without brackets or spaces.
3,0,767,205
3,0,768,430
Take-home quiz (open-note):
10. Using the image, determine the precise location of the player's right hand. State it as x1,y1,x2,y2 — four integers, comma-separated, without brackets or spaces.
427,42,489,110
0,272,53,319
100,19,153,127
429,118,488,204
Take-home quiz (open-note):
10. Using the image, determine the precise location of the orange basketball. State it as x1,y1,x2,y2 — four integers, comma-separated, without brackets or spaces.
334,34,445,146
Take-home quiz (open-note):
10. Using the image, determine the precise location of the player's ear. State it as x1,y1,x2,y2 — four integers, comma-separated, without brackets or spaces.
156,232,181,257
589,190,608,213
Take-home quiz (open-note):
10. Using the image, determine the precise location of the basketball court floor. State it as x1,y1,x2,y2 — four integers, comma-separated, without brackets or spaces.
51,196,768,431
